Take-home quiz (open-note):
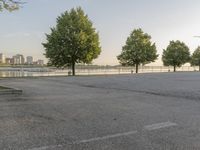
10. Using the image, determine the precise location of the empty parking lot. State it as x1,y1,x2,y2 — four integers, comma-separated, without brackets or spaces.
1,72,200,150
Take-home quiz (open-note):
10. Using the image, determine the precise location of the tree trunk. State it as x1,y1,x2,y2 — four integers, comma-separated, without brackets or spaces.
72,62,75,76
135,63,139,73
173,65,176,72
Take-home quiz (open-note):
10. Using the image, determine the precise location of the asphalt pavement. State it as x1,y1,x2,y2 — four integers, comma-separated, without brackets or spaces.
1,72,200,150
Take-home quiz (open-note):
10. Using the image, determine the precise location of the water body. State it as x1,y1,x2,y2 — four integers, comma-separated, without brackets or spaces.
0,66,198,77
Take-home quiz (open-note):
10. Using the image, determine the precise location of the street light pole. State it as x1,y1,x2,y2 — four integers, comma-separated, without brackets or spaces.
194,36,200,71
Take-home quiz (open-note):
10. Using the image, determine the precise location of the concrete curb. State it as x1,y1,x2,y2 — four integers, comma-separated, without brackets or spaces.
0,88,22,95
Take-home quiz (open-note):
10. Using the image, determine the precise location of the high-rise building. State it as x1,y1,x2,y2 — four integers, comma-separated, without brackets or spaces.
13,54,25,65
37,59,44,66
5,58,13,64
26,56,33,65
0,53,5,64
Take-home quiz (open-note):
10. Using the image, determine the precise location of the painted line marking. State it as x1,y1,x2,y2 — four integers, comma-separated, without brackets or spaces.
78,130,138,144
29,145,63,150
28,130,138,150
144,121,177,131
28,121,177,150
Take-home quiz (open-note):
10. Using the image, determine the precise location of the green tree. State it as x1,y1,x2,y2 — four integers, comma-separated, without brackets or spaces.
0,0,22,11
191,46,200,71
162,40,190,72
43,7,101,76
117,28,158,73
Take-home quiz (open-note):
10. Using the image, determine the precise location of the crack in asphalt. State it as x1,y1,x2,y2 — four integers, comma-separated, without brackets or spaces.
41,78,196,100
2,78,199,101
77,84,199,101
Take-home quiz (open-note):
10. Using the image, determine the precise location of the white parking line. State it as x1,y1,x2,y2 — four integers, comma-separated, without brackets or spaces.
29,121,177,150
144,121,177,131
29,145,62,150
29,131,138,150
78,130,138,144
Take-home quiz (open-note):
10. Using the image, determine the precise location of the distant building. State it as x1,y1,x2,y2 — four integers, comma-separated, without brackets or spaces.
0,53,5,64
33,61,38,65
5,58,13,64
13,54,25,65
26,56,33,65
37,59,44,66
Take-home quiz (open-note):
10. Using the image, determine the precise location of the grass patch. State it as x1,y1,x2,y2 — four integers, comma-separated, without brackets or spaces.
0,86,22,95
0,86,11,90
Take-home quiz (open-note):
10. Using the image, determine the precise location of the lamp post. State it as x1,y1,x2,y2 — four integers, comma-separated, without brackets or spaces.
193,58,200,71
193,36,200,71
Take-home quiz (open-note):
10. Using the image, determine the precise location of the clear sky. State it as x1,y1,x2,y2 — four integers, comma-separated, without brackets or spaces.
0,0,200,65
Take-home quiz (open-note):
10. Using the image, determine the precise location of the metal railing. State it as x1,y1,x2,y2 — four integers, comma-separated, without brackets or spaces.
0,66,199,77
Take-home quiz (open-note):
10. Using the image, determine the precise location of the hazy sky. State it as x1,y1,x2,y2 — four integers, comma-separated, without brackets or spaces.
0,0,200,65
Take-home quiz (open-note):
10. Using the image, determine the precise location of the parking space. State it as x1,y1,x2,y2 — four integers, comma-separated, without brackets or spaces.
0,73,200,149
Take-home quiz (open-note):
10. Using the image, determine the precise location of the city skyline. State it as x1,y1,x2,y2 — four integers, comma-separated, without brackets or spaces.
0,52,44,65
0,0,200,65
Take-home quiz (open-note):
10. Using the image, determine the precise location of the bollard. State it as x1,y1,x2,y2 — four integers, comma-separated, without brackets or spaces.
68,71,72,76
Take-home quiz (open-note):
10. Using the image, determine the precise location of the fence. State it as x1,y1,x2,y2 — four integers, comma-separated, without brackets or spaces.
0,66,199,77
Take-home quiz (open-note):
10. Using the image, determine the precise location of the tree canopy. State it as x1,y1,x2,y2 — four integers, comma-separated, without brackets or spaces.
117,28,158,73
191,46,200,71
43,7,101,76
162,40,190,72
0,0,22,11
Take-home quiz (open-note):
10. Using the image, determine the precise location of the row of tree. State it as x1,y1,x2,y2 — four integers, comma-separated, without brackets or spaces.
43,8,200,75
118,29,200,73
2,5,200,75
